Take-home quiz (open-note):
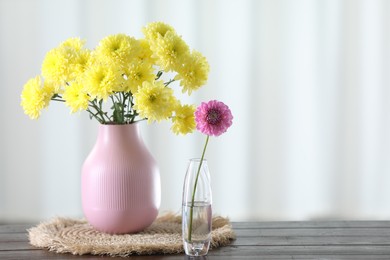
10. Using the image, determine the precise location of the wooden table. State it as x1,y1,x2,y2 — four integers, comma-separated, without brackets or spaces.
1,221,390,259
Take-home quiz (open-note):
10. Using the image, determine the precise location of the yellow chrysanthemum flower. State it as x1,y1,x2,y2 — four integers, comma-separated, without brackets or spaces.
123,62,155,93
142,22,175,41
59,37,85,50
41,38,90,92
20,76,54,119
171,104,196,135
133,81,178,122
62,82,89,113
151,31,190,71
94,34,141,68
175,50,210,95
137,39,156,64
83,64,122,101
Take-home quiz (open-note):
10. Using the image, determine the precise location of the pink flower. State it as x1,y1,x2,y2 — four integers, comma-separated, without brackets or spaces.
194,100,233,136
188,100,232,242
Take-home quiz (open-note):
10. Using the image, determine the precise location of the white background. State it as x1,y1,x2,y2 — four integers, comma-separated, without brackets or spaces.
1,0,390,222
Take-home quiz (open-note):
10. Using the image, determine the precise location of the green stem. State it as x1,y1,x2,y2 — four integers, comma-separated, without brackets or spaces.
188,135,210,242
164,79,175,86
122,92,126,123
86,108,103,124
132,117,145,123
96,101,107,123
88,100,107,124
126,93,131,123
51,98,65,102
110,95,116,106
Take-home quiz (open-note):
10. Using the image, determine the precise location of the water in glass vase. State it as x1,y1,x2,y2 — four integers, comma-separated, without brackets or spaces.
182,201,212,256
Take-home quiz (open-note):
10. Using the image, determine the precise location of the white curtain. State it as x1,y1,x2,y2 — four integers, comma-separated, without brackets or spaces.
1,0,390,222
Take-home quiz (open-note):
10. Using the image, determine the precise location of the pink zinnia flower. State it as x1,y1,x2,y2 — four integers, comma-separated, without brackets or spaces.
195,100,233,136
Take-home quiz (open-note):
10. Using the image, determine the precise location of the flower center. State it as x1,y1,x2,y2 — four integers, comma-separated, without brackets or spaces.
206,109,221,125
111,43,120,52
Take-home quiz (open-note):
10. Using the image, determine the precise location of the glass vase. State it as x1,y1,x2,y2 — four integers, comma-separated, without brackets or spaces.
182,158,212,256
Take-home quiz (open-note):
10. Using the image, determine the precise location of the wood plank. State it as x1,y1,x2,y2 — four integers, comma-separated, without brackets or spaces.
212,245,390,256
233,227,390,236
0,233,29,242
232,221,390,229
0,224,32,234
0,241,38,251
231,236,390,246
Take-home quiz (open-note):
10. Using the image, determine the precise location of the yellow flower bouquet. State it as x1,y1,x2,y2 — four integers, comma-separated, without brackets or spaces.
21,22,209,135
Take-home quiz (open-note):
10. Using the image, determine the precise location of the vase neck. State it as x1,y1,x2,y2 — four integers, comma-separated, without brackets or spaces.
97,124,142,146
189,158,207,163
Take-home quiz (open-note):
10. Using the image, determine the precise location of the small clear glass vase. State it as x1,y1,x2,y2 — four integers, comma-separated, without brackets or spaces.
182,158,212,256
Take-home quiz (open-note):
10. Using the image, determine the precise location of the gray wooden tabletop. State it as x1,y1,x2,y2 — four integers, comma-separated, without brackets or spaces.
1,221,390,259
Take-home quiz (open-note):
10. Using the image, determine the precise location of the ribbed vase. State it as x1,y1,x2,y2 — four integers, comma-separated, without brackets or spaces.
81,123,160,234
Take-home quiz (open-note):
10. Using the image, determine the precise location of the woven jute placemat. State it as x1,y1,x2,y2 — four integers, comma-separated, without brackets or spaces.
28,213,236,257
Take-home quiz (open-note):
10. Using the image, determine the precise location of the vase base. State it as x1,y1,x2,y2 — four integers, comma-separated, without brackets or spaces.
83,207,158,234
183,240,210,256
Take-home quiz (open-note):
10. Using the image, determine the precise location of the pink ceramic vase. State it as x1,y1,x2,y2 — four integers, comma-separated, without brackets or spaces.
81,123,160,234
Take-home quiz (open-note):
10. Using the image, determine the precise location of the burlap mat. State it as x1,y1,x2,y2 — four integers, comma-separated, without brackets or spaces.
28,213,235,257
